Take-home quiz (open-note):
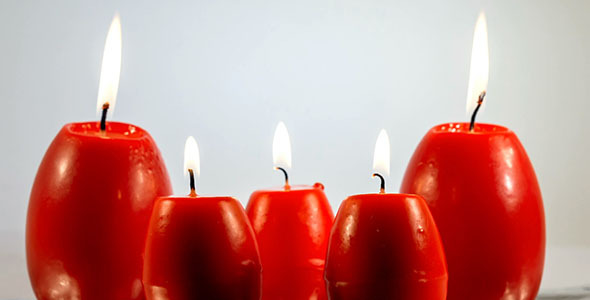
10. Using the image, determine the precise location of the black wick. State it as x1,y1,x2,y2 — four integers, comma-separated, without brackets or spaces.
372,173,385,194
469,91,487,131
274,167,290,187
100,102,110,131
188,169,197,196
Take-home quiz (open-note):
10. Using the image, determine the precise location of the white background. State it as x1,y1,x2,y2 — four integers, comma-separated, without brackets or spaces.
1,0,589,298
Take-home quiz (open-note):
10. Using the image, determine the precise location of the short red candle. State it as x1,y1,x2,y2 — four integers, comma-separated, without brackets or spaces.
325,129,447,299
142,136,262,300
325,193,448,299
143,196,262,299
245,121,334,299
26,121,172,299
246,183,334,299
401,122,545,299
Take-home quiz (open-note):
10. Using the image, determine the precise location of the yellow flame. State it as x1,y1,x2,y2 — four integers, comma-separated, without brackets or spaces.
184,136,200,177
372,129,390,176
96,13,122,116
466,12,489,116
272,121,292,169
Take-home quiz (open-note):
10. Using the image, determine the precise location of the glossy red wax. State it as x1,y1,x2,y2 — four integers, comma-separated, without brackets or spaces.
143,195,262,300
401,122,545,300
325,193,448,300
26,121,172,300
246,183,334,300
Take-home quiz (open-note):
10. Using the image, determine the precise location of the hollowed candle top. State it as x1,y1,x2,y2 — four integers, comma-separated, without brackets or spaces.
432,122,510,135
66,121,148,140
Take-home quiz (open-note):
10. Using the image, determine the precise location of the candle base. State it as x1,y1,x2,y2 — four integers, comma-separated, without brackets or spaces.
326,277,448,300
262,268,327,300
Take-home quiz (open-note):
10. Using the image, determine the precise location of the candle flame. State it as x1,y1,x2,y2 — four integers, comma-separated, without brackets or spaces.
372,129,390,176
272,121,292,169
466,12,489,116
184,136,200,177
96,13,122,116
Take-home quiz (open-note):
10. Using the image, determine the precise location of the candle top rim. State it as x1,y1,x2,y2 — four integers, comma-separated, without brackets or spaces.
156,195,239,201
64,121,149,140
346,192,423,199
253,184,322,192
431,122,510,134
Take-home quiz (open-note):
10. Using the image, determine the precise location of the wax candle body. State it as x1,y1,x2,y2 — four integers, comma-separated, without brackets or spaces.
325,193,448,300
143,196,262,300
26,121,172,300
401,123,545,300
246,184,334,299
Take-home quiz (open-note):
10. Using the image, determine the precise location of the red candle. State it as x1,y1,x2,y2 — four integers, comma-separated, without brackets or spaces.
246,122,334,299
143,136,262,300
26,15,173,299
400,13,545,300
325,129,448,300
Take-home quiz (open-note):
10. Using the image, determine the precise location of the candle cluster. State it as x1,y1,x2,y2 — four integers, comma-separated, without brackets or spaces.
26,11,544,300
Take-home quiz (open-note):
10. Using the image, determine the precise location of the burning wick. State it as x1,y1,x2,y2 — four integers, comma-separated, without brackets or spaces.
469,91,486,132
275,167,290,189
372,173,385,194
188,168,197,197
100,102,110,131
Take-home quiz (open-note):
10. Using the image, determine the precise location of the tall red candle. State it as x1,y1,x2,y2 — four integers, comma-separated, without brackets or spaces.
246,122,334,299
27,122,172,299
401,123,544,299
143,136,262,300
325,129,448,300
26,14,173,299
400,13,545,300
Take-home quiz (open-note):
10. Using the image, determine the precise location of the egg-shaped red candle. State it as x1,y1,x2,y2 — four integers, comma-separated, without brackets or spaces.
246,122,334,300
325,129,448,300
143,136,262,300
400,13,545,300
26,15,173,300
401,123,544,300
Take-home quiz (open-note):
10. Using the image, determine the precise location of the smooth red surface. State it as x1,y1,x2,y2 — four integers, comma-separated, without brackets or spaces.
26,121,172,300
401,122,545,300
325,193,448,300
143,195,262,300
246,183,334,300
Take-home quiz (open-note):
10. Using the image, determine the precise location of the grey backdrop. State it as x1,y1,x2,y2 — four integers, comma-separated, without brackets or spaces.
1,0,589,298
